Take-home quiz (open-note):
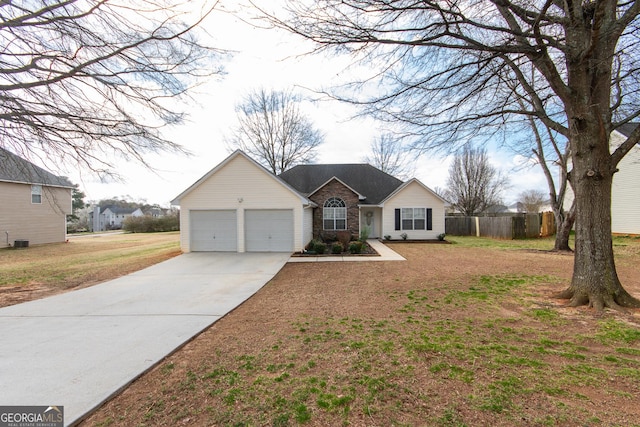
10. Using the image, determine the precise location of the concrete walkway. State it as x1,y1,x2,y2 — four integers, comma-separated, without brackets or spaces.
287,239,405,262
0,252,290,426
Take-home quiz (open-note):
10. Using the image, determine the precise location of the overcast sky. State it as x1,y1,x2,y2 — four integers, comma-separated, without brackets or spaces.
69,2,548,207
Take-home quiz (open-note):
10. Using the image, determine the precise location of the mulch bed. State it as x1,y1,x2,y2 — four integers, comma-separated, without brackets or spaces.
293,240,378,257
382,239,451,244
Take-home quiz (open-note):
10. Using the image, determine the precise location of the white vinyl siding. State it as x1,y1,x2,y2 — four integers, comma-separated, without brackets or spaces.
563,131,640,235
177,153,307,252
303,206,314,247
383,180,445,240
611,132,640,234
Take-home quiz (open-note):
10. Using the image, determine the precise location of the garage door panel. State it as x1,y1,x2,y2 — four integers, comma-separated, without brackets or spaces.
190,210,237,252
245,210,293,252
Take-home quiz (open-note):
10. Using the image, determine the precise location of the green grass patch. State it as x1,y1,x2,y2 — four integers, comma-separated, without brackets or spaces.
616,347,640,356
478,375,525,413
444,275,549,306
616,367,640,380
446,236,570,250
596,319,640,344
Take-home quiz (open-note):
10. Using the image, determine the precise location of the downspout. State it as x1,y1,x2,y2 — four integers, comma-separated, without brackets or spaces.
5,231,9,247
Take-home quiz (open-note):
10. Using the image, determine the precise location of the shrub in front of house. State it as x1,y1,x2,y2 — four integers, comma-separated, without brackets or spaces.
331,242,343,254
349,241,363,254
123,215,179,233
315,242,327,254
336,231,351,248
308,239,326,254
359,227,370,242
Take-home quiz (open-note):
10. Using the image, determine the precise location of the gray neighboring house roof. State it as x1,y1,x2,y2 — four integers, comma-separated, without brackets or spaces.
100,205,139,215
0,148,73,188
614,122,639,138
278,164,404,205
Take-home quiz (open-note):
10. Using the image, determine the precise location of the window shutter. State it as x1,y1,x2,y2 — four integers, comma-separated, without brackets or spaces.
427,208,433,230
395,209,401,230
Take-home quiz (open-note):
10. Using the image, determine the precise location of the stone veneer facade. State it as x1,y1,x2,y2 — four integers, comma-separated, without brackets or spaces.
308,179,360,240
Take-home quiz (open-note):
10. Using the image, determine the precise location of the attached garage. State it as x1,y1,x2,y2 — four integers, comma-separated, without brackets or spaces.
190,210,237,252
171,151,314,253
245,209,294,252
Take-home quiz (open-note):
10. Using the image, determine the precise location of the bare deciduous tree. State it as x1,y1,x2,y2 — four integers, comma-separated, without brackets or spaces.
362,134,415,180
227,88,324,175
498,63,576,250
0,0,225,177
444,146,506,216
518,189,547,213
524,117,576,251
259,0,640,310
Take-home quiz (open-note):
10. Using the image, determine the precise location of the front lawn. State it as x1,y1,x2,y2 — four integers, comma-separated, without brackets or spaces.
80,236,640,427
0,232,180,307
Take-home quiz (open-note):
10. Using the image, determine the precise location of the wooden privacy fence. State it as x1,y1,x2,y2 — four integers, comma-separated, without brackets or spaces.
446,214,543,239
540,211,556,237
444,216,477,236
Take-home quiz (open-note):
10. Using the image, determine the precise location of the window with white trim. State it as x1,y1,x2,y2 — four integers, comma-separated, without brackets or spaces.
31,185,42,204
323,197,347,230
396,208,432,230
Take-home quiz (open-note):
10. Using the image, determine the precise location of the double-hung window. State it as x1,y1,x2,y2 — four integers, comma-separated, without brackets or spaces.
323,197,347,230
395,208,432,230
31,185,42,204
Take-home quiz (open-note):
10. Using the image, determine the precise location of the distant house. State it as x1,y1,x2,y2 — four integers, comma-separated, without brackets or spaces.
90,205,143,231
146,207,170,217
171,150,446,253
611,123,640,235
505,202,525,214
0,148,73,246
563,123,640,235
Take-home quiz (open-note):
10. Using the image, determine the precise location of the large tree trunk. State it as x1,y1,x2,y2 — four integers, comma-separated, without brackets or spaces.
552,5,640,311
554,123,640,310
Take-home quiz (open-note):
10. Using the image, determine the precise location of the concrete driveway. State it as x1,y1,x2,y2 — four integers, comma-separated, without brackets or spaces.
0,252,290,426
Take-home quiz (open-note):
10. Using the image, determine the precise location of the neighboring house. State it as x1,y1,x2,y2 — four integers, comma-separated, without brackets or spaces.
563,123,640,235
90,205,144,231
146,207,171,217
171,150,446,253
504,202,525,214
0,148,73,246
611,123,640,235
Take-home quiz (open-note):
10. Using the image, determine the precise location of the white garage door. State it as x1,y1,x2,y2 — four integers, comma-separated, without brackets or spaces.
245,209,294,252
190,210,237,252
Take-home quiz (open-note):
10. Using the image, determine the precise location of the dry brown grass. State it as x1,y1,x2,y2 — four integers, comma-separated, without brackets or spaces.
77,237,640,427
0,231,181,307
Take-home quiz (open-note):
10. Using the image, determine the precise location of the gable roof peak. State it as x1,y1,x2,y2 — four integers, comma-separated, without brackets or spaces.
279,163,404,204
171,149,313,206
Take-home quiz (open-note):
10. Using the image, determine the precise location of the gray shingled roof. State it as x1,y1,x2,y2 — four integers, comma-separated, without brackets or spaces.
278,164,404,205
0,148,73,188
101,205,139,215
615,122,639,137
